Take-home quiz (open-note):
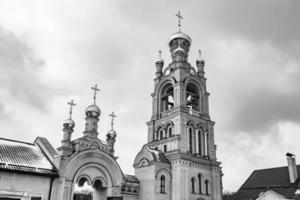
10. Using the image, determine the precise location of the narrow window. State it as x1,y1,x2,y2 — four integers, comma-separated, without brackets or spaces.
168,126,173,137
163,145,167,152
160,129,164,140
160,175,166,193
205,180,209,195
191,178,196,193
189,128,193,153
198,174,202,194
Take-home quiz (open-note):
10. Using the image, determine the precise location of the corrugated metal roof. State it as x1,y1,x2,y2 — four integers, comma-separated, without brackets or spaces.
0,138,57,176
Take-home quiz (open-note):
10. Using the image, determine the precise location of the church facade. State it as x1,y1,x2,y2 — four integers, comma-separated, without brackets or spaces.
0,28,222,200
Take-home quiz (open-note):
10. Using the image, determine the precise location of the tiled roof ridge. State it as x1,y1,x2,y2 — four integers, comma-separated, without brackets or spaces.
0,137,34,146
253,165,300,172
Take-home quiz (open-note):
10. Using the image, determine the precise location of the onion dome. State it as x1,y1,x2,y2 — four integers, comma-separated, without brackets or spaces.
85,104,101,118
169,32,192,46
107,129,117,138
63,118,75,129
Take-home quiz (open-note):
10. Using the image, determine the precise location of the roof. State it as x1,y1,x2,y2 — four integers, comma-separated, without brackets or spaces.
0,138,58,176
236,165,300,200
123,174,139,184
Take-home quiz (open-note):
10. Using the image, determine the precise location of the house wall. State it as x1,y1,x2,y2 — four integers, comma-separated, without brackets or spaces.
0,171,52,200
256,191,288,200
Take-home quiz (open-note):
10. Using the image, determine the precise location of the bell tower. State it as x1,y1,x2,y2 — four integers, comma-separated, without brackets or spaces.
135,12,222,200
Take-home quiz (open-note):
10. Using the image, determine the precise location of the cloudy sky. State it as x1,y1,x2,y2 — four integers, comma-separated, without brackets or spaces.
0,0,299,192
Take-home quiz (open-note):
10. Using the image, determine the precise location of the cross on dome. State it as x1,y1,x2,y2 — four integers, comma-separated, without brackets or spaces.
176,11,183,32
109,112,117,130
91,84,100,104
198,49,202,59
158,50,162,60
67,99,76,119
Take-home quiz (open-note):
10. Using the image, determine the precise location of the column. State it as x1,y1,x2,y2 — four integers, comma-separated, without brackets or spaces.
186,127,189,152
195,130,199,154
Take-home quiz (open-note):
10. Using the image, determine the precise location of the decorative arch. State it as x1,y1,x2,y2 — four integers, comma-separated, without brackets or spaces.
77,174,92,186
155,168,172,181
138,158,149,167
164,121,174,137
92,176,108,188
63,149,123,200
154,77,176,95
187,120,197,128
156,125,164,140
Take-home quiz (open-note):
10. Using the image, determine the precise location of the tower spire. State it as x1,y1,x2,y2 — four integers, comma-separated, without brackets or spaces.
176,11,183,32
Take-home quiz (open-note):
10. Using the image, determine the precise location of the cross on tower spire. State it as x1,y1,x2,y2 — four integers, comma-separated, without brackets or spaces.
198,49,202,59
158,50,162,60
91,84,100,104
67,99,76,119
176,11,183,32
109,112,117,130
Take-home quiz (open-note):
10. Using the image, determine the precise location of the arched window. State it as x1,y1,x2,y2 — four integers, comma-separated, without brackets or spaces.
198,174,202,194
157,127,163,140
191,178,196,193
160,83,174,112
189,128,193,153
186,83,200,111
168,126,173,137
159,129,164,140
160,175,166,193
205,180,209,195
166,123,173,137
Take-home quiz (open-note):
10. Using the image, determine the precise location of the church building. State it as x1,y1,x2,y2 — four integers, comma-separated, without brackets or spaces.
0,16,223,200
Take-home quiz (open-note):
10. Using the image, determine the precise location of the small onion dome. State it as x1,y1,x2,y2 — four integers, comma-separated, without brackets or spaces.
169,32,192,46
63,118,75,129
85,104,101,118
107,129,117,138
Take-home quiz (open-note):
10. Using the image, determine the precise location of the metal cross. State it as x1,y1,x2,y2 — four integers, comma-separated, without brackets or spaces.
91,84,100,104
158,50,162,60
109,112,117,129
198,49,202,59
176,11,183,32
67,99,76,119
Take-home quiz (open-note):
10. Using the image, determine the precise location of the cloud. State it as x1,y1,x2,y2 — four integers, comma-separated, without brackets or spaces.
0,0,299,192
0,27,51,111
